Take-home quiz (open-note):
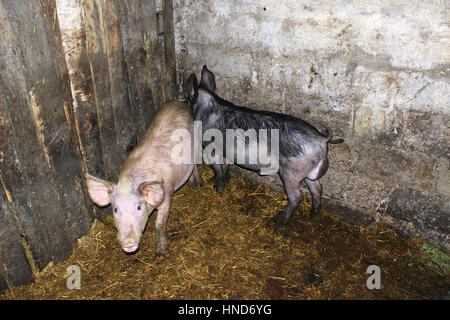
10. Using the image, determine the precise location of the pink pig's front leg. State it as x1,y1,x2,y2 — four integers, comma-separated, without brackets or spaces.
155,198,172,259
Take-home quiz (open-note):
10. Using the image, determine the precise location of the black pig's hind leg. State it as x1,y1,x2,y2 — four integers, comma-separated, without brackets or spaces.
276,167,307,221
305,178,323,218
211,163,230,193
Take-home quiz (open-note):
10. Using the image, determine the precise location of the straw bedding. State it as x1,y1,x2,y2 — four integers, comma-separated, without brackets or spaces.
1,166,448,299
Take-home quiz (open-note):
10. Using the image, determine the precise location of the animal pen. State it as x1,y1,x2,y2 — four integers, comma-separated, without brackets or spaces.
0,0,449,300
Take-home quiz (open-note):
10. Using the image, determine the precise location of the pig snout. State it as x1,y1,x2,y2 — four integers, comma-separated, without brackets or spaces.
121,231,140,253
122,241,139,253
119,227,141,253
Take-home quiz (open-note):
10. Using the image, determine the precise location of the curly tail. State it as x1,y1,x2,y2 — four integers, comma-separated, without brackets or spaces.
323,128,344,144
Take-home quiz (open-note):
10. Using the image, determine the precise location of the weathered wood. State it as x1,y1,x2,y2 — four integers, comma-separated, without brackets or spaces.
0,91,42,283
72,0,178,218
0,2,71,269
0,0,178,291
116,0,146,138
140,0,165,120
36,0,92,244
161,0,177,101
57,0,107,220
82,0,176,179
96,0,136,163
0,138,34,292
118,0,159,134
0,0,91,275
67,35,106,179
83,0,121,181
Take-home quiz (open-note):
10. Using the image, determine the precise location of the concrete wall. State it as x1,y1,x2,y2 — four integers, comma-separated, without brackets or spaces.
173,0,449,251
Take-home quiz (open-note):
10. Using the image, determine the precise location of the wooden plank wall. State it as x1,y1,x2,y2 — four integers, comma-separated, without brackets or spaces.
72,0,176,217
0,0,92,290
0,0,177,290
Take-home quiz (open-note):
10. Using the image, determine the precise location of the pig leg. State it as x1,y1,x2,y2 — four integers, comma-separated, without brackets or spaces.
305,179,323,218
188,165,204,187
211,163,230,192
155,199,172,259
276,168,305,221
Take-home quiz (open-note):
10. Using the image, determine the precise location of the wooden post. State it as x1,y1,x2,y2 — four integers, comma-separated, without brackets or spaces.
162,0,177,101
118,0,161,133
83,0,122,181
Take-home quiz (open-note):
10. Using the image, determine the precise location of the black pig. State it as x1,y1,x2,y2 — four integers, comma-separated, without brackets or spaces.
185,65,344,220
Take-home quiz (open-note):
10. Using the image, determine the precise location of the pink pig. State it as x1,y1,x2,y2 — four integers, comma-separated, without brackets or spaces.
85,100,201,258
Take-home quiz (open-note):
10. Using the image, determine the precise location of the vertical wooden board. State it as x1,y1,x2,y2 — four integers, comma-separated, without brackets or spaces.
162,0,177,101
37,0,93,242
58,1,108,182
96,0,136,161
0,190,34,290
0,21,69,269
6,0,90,244
117,0,155,136
83,0,121,181
26,0,92,242
0,92,47,273
0,87,63,270
0,1,89,268
140,0,164,113
64,28,107,180
71,81,106,179
0,89,34,289
56,0,108,219
71,90,110,219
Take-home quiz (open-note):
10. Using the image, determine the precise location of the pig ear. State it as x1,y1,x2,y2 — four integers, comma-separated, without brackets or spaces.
184,73,198,105
85,174,114,207
200,65,216,92
139,181,164,207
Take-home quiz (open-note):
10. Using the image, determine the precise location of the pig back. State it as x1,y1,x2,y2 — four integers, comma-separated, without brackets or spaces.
119,100,195,190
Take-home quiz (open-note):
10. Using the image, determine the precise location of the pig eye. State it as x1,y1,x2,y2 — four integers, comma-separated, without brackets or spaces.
113,208,118,214
137,205,141,211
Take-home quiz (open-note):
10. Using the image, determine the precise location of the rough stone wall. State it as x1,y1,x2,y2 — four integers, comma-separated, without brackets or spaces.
173,1,449,251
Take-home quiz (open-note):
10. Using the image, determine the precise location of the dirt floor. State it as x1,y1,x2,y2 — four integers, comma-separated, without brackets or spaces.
1,166,449,300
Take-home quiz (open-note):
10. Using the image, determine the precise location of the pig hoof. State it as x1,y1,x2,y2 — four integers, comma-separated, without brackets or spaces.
155,253,166,260
274,211,291,223
309,209,321,219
